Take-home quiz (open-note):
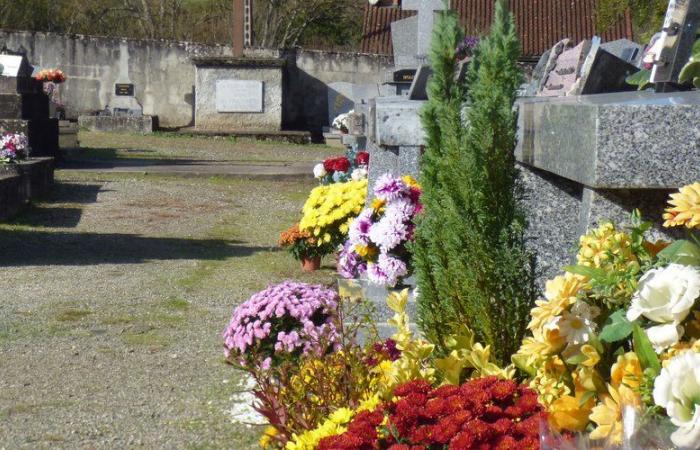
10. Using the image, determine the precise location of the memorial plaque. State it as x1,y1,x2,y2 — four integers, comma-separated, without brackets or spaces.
0,54,28,77
215,79,263,113
115,83,134,96
393,69,416,83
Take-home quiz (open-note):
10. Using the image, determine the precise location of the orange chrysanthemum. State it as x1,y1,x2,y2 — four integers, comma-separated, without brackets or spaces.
663,182,700,229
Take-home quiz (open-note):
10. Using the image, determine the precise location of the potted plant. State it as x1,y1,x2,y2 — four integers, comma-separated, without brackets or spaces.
279,224,326,272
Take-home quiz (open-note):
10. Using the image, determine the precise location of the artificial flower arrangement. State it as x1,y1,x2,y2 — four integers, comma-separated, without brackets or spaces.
338,174,422,287
35,69,66,83
332,110,354,133
279,224,327,271
0,132,29,163
513,184,700,449
313,149,369,185
298,178,367,255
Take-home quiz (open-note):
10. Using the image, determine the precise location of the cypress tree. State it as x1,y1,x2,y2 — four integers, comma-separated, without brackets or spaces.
412,0,536,366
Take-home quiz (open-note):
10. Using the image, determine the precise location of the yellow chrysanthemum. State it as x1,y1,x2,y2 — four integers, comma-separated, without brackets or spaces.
663,182,700,229
589,385,641,445
528,274,585,331
549,390,595,432
528,356,570,405
299,179,367,242
610,352,642,391
577,222,636,269
259,426,278,449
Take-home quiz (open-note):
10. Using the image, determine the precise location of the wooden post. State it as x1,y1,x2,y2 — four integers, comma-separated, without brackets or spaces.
232,0,245,57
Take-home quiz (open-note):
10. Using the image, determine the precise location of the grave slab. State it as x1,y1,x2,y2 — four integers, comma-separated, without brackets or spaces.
516,90,700,189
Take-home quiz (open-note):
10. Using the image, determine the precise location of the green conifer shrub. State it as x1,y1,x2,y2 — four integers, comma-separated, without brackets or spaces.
412,0,536,366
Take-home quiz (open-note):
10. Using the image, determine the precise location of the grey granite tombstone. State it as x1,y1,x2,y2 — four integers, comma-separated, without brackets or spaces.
402,0,449,63
651,0,700,84
601,39,645,66
516,90,700,283
408,65,433,100
391,16,420,68
573,38,640,95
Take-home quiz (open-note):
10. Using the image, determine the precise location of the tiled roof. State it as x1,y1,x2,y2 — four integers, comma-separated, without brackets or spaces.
360,0,634,59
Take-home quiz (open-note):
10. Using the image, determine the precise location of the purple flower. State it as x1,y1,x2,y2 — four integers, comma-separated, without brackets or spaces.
337,242,367,279
222,281,340,369
374,174,408,202
347,208,373,246
368,254,407,287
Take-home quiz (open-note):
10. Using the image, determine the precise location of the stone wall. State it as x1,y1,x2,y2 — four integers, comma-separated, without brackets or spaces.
0,30,392,130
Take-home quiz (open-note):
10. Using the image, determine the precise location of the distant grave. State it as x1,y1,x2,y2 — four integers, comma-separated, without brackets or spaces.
78,43,153,134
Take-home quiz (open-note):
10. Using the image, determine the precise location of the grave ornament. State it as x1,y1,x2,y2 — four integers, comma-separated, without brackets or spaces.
651,0,700,86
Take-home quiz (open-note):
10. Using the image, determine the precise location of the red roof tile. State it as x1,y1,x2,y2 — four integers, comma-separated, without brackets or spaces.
360,0,633,59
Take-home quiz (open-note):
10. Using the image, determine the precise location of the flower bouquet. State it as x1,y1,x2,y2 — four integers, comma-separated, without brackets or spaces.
279,224,326,271
0,132,29,163
514,185,700,449
35,69,67,83
339,174,422,288
299,178,367,255
313,150,369,185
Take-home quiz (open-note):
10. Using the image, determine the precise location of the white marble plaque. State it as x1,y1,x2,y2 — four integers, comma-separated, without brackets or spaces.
216,80,263,113
0,55,24,77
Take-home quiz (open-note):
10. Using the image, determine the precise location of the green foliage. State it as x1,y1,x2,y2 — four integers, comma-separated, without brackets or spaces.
626,69,653,90
596,0,668,42
599,309,634,343
412,0,536,366
0,0,364,49
633,324,661,376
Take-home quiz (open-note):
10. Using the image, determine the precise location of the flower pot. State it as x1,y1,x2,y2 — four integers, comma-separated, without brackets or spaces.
301,256,322,272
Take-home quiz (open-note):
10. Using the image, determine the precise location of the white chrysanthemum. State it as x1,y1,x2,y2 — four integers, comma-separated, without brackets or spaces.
351,167,367,181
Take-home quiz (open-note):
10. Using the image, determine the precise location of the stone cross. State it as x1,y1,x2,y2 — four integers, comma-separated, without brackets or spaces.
651,0,700,84
402,0,449,62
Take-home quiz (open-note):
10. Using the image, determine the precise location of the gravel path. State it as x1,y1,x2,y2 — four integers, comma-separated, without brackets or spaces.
0,171,335,448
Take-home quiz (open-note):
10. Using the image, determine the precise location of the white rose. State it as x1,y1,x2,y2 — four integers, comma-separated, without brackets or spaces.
313,163,326,179
653,352,700,449
351,168,367,181
627,264,700,350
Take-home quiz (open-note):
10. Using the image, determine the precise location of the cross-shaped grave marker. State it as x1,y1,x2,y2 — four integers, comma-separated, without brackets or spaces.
402,0,449,62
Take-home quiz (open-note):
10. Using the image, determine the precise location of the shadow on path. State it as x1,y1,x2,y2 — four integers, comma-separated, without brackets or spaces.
0,230,274,266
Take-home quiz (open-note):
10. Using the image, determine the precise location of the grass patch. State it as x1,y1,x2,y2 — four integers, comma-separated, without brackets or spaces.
121,330,172,348
163,297,190,311
100,314,136,326
55,308,91,322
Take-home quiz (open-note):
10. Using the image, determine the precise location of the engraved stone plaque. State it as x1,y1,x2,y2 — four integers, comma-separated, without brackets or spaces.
0,54,28,77
216,79,263,113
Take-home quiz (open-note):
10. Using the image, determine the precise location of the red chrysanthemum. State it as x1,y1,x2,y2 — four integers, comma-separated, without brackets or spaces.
394,379,432,397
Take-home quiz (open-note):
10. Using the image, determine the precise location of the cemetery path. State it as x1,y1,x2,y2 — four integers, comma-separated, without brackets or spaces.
0,168,336,448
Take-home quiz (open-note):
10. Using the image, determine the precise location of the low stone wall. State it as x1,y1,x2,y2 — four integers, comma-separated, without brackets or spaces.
0,157,54,220
0,30,393,131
